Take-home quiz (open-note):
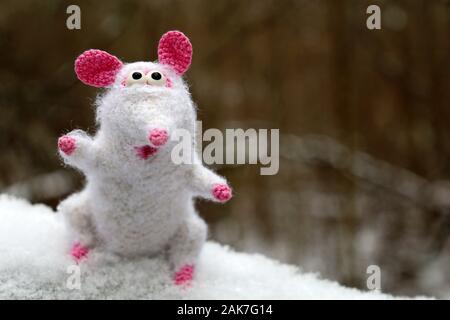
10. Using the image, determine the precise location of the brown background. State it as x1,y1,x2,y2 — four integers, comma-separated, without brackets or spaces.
1,0,449,297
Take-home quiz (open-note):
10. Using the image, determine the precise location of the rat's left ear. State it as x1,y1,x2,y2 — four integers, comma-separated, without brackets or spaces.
157,31,192,75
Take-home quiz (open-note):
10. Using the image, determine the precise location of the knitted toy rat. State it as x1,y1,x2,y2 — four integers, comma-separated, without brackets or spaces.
57,31,232,285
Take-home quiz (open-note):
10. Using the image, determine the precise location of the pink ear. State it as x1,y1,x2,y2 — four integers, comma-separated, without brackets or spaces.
75,49,123,87
158,31,192,75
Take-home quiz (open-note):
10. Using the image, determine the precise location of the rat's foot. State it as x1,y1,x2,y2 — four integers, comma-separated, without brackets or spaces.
173,264,195,286
58,135,77,155
212,183,232,202
71,242,89,263
148,128,169,147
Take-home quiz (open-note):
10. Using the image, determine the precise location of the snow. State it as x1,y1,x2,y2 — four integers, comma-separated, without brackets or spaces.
0,194,427,299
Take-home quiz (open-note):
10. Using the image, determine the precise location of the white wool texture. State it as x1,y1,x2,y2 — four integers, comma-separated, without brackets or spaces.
58,60,228,271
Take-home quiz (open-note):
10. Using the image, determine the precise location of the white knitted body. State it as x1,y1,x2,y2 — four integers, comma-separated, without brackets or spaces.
57,32,231,276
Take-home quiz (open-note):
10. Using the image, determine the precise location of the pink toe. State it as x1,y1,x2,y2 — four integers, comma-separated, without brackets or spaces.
212,183,232,202
148,128,169,147
174,264,195,286
58,135,76,155
71,242,89,263
135,145,158,159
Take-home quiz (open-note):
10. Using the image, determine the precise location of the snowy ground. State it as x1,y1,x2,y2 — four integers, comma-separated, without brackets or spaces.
0,194,427,299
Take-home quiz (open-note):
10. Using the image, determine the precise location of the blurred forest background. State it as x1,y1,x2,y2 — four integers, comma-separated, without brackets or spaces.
1,0,450,298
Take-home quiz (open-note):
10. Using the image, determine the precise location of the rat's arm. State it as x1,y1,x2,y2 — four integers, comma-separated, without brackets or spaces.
58,129,99,172
189,161,232,203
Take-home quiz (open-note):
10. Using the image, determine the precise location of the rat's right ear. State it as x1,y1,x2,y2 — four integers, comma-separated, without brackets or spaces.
75,49,123,87
158,31,192,75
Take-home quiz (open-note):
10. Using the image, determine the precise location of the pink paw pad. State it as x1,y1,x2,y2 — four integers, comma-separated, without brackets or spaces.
212,184,232,202
135,145,158,159
174,264,195,286
58,135,76,155
71,242,89,263
148,128,169,147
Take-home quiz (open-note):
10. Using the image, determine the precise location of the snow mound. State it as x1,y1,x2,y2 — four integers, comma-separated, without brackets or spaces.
0,194,419,299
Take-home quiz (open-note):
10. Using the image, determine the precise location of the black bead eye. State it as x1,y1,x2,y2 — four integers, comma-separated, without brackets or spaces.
151,72,162,80
132,72,142,80
146,71,166,86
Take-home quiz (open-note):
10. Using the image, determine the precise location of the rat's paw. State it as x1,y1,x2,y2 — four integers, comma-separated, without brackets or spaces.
173,264,195,286
212,183,233,203
71,242,89,263
58,135,77,156
148,128,169,147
